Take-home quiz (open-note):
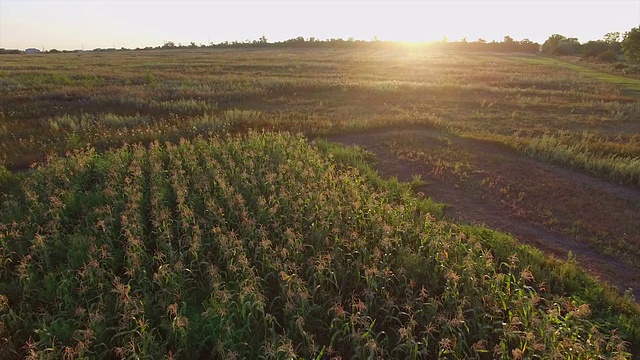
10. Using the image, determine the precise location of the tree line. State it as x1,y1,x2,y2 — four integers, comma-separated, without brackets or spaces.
155,26,640,61
3,26,639,62
153,36,540,54
542,27,640,62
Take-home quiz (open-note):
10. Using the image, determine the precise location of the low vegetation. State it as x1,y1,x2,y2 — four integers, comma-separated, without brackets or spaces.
2,49,639,174
1,47,640,358
1,133,638,358
518,131,640,186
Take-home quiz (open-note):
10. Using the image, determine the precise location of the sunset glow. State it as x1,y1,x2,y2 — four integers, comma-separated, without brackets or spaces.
1,0,638,50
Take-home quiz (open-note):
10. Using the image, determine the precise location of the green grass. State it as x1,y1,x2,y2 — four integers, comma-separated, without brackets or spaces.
0,132,637,359
517,131,640,186
512,56,640,96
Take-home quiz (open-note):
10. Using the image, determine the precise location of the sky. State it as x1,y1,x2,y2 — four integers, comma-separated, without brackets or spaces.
0,0,639,50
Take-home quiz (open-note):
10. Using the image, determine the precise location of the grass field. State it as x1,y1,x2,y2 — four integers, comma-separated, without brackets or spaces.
1,48,640,358
512,56,640,96
2,49,639,178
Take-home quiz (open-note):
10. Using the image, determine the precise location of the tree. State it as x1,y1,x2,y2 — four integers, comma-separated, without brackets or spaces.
541,34,565,54
501,35,516,51
557,37,581,55
518,38,540,53
542,34,581,55
604,32,621,44
601,32,623,56
582,40,610,58
622,27,640,62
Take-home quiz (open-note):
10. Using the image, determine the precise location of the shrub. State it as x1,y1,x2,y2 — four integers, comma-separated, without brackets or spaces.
597,50,619,62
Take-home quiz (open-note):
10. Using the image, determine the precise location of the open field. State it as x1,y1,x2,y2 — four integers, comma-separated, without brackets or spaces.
1,48,640,358
2,49,640,179
511,56,640,96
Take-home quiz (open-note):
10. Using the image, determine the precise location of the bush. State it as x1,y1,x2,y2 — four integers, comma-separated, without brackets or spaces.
582,40,609,58
597,50,619,62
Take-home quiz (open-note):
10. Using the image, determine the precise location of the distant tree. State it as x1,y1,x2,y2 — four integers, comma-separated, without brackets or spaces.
622,27,640,62
502,36,519,51
582,40,609,58
601,32,623,56
259,35,268,44
578,32,623,60
518,38,540,53
597,50,619,62
162,41,176,49
604,32,621,44
581,40,618,62
542,34,566,54
557,37,581,55
542,34,583,55
0,48,21,54
542,34,581,55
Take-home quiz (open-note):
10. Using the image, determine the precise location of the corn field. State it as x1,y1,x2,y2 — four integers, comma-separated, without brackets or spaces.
0,132,633,359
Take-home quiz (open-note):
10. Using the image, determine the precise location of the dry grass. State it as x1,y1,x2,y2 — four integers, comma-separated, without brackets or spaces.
1,49,639,173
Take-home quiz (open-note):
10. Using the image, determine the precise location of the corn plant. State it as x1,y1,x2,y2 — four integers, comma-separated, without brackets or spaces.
0,132,637,359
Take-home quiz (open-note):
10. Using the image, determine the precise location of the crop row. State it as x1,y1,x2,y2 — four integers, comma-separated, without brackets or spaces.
0,132,634,358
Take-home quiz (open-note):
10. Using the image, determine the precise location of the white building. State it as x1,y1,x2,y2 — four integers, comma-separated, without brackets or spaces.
25,48,41,54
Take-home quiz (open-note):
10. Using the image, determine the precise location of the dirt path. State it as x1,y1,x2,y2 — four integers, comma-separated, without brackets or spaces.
326,127,640,299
